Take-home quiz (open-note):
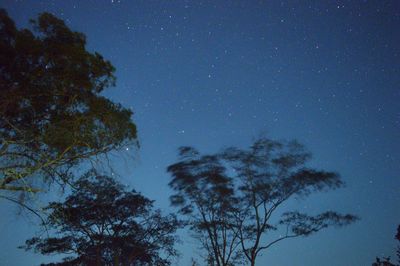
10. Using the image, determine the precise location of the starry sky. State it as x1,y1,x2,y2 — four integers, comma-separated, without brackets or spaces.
0,1,399,265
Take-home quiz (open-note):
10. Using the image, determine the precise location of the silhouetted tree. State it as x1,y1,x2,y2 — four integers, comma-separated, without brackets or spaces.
373,224,400,266
221,138,358,266
21,170,180,265
0,9,137,195
372,257,395,266
167,137,358,266
167,147,243,266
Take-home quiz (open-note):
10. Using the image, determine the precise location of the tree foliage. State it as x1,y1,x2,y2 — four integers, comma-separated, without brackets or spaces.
167,137,358,266
21,170,180,265
372,257,396,266
373,224,400,266
0,9,137,194
168,147,242,266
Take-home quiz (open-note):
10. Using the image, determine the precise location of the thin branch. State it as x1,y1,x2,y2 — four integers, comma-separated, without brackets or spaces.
0,195,49,236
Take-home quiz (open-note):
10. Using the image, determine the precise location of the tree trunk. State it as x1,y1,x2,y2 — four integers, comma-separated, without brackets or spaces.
250,252,256,266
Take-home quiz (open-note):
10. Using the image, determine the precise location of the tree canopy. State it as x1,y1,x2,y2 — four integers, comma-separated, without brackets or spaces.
22,170,181,265
0,9,137,194
372,224,400,266
168,147,242,266
167,137,358,266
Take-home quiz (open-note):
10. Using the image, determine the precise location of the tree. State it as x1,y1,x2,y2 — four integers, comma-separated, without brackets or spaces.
0,9,137,195
168,147,243,266
372,257,395,266
167,137,358,266
21,170,181,265
373,224,400,266
220,138,358,266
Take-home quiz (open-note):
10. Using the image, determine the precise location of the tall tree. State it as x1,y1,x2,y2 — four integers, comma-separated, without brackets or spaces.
221,138,358,266
21,170,181,266
168,147,243,266
167,137,358,266
0,9,137,194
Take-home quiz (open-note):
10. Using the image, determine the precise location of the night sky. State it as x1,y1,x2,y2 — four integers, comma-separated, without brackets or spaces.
1,1,399,265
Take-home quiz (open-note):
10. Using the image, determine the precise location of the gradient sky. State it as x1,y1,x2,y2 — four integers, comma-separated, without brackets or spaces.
0,1,399,265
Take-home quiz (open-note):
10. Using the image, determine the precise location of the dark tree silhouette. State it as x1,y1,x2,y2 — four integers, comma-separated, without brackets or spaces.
372,224,400,266
220,138,358,266
21,170,180,265
167,137,358,266
372,257,395,266
168,147,243,266
0,9,137,195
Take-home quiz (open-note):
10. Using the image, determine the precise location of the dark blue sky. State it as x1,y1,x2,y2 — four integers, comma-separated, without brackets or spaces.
1,1,399,265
